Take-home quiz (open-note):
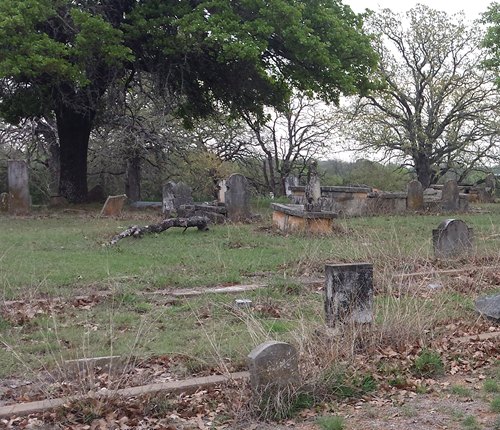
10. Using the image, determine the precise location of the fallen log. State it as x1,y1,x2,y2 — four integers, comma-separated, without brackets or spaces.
110,216,210,245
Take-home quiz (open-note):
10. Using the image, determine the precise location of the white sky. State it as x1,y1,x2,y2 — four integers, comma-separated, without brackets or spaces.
346,0,493,20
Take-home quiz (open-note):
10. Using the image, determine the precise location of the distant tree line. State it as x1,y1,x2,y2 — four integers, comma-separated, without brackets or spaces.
2,3,500,203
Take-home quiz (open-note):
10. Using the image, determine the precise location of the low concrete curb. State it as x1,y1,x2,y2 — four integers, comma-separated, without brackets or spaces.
0,371,250,418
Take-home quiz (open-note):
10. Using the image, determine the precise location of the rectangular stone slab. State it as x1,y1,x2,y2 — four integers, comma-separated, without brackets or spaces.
324,263,374,327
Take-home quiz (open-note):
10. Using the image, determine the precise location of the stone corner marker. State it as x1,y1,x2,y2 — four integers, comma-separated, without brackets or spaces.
324,263,374,327
247,341,299,390
432,219,473,259
100,194,127,217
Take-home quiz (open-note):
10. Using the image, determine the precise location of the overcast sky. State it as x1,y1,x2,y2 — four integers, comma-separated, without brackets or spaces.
346,0,494,20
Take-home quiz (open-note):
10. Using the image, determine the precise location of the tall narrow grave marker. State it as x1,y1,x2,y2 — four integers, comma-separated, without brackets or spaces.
8,160,30,215
407,180,424,211
442,180,459,211
225,174,251,222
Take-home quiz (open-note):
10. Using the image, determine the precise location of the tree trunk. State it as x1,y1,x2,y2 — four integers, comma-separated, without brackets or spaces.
125,155,141,202
56,106,94,203
414,154,434,188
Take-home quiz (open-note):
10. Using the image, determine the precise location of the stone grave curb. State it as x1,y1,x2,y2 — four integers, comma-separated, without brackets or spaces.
2,284,267,307
0,371,250,418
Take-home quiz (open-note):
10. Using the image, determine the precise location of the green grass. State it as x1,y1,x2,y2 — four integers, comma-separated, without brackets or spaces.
2,207,500,298
451,385,473,397
462,415,481,430
316,415,345,430
484,379,500,393
413,349,444,377
1,205,500,380
491,396,500,413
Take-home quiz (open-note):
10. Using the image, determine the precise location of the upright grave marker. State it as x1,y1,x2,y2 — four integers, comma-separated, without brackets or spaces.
225,173,251,222
247,341,299,390
218,179,227,203
407,180,424,211
162,182,176,216
100,194,127,217
0,193,8,212
8,160,30,215
432,219,473,258
305,161,321,212
324,263,373,327
442,180,459,211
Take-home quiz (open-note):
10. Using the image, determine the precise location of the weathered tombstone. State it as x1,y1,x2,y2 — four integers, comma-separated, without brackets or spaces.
324,263,373,327
407,180,424,211
432,219,473,258
225,173,251,222
173,181,194,208
100,194,127,217
482,173,496,203
247,341,299,390
8,160,30,215
0,192,8,212
305,161,321,212
284,175,299,197
162,181,176,215
218,179,227,203
442,180,459,211
475,294,500,321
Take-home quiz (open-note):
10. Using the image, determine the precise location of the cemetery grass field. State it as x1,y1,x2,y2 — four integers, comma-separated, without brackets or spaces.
0,203,499,428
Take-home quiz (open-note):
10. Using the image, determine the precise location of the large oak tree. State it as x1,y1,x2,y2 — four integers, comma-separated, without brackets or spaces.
0,0,377,202
344,5,500,187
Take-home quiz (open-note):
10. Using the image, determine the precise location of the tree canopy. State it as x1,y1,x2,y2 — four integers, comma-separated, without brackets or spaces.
0,0,378,202
343,5,500,187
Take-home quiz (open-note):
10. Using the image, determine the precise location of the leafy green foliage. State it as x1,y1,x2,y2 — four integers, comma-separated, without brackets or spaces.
0,0,378,202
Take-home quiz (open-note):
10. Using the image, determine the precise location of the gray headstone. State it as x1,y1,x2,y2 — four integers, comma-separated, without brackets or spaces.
247,341,299,390
442,180,459,211
100,194,127,217
0,192,8,212
225,174,251,222
475,294,500,321
484,173,496,190
218,179,227,203
285,175,299,197
305,162,321,212
8,160,30,215
324,263,373,327
162,181,176,215
173,182,194,208
407,180,424,211
432,219,473,258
